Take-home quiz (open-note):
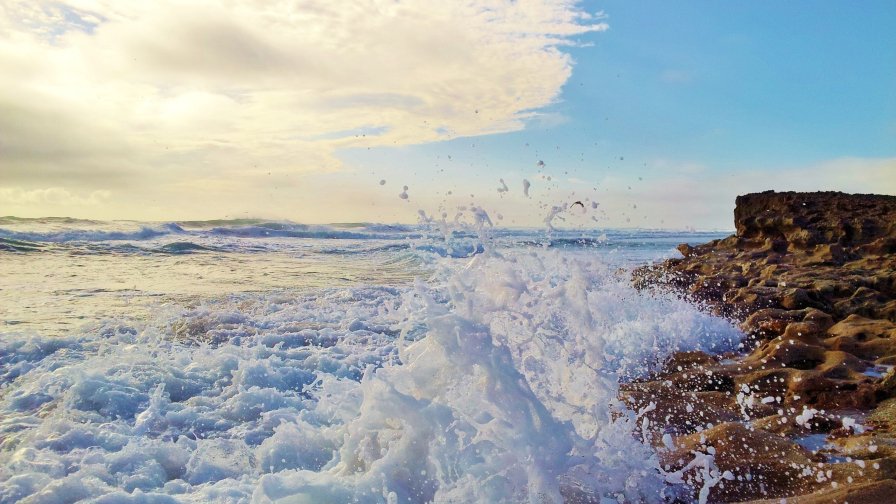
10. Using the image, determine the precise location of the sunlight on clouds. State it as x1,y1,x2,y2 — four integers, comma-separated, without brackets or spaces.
0,0,605,219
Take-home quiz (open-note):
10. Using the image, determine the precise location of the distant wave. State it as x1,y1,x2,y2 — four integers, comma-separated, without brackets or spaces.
332,223,416,233
0,221,422,244
0,223,185,243
179,219,416,234
318,243,412,255
175,218,277,229
0,218,731,250
318,241,484,258
5,240,222,256
413,242,485,258
154,241,218,254
541,237,609,248
0,237,44,252
203,224,420,241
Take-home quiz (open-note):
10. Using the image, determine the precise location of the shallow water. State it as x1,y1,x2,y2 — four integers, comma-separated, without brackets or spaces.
0,216,739,503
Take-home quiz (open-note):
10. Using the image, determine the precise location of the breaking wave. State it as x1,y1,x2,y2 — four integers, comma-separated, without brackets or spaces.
0,227,741,502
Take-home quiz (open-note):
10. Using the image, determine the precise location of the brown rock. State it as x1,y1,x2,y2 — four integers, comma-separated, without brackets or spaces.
746,339,827,370
630,191,896,501
781,287,828,311
878,373,896,400
659,350,719,373
782,321,825,342
734,191,896,248
662,422,819,501
816,350,868,378
741,309,807,338
678,243,696,257
868,397,896,436
751,413,839,437
802,310,835,332
742,479,896,504
879,299,896,322
619,380,741,436
859,236,896,256
804,243,849,265
824,333,896,362
827,315,896,341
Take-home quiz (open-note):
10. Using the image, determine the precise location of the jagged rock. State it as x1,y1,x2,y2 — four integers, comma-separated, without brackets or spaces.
734,191,896,248
631,191,896,502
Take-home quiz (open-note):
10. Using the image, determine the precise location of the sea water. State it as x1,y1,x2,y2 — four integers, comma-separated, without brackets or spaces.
0,215,740,503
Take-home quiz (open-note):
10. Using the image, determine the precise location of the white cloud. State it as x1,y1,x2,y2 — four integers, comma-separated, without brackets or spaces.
0,0,605,218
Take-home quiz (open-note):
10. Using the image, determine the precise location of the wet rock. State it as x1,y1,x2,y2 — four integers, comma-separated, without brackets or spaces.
631,191,896,501
742,309,802,338
781,287,828,311
751,412,840,437
868,397,896,436
878,372,896,399
743,479,896,504
802,310,836,332
662,422,819,501
678,243,696,257
621,383,742,436
827,314,896,340
782,321,826,342
657,350,719,374
747,339,826,369
823,333,896,362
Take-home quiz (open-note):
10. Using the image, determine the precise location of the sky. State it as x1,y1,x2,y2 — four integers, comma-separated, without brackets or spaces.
1,0,894,229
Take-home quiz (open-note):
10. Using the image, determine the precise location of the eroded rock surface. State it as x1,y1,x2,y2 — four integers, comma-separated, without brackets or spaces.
629,191,896,502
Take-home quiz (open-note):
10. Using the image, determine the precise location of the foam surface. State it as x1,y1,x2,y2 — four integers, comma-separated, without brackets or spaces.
1,219,739,502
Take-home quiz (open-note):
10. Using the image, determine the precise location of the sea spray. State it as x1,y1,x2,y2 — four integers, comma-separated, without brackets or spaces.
254,233,742,502
0,213,743,502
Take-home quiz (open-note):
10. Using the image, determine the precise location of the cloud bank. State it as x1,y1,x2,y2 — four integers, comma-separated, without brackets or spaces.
0,0,605,219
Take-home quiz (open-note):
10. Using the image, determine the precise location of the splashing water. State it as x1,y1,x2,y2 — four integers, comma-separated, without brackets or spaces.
0,216,740,502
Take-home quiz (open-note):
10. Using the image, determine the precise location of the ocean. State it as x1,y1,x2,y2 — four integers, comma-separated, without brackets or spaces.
0,215,741,503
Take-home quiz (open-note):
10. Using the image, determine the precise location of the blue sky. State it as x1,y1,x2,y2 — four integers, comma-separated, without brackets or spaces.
1,1,894,228
567,0,896,166
333,0,895,228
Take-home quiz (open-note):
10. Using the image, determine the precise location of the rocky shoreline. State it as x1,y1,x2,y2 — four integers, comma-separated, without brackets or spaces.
628,191,896,503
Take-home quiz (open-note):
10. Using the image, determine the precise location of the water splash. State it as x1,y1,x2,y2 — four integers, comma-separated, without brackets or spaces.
0,216,741,502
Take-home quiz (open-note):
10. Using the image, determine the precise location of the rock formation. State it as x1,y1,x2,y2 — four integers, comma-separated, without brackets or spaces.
628,191,896,503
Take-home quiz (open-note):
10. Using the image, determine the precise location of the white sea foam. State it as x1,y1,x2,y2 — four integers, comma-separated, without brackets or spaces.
0,219,742,502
